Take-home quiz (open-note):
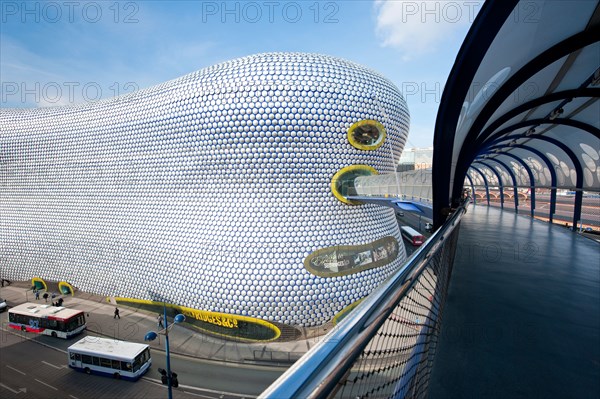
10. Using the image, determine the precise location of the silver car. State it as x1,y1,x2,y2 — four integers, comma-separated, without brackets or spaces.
0,298,7,312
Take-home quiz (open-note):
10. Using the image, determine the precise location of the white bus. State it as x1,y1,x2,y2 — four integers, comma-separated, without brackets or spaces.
8,303,86,339
401,226,425,246
68,336,152,381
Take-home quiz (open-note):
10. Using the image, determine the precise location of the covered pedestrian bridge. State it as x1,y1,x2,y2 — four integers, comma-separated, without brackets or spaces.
261,1,599,398
433,0,600,231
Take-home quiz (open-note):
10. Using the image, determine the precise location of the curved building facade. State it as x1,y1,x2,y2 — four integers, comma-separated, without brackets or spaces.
0,53,409,331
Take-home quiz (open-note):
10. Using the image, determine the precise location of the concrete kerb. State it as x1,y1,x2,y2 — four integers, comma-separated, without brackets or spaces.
1,281,317,367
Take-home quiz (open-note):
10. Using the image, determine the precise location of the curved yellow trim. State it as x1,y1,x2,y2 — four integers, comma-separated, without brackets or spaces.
347,120,387,150
58,281,75,296
31,277,47,291
331,164,379,205
333,298,365,325
304,236,400,277
112,297,281,342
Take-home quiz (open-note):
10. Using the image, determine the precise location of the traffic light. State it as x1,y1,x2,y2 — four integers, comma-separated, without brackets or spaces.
157,368,178,387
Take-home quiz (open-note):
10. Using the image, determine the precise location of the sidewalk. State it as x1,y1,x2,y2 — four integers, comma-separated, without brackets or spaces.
0,281,322,366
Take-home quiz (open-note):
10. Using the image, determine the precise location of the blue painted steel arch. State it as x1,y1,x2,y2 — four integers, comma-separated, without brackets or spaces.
484,130,583,228
482,118,600,148
473,161,504,208
432,0,519,227
502,144,558,222
452,29,600,207
476,88,600,141
477,156,520,212
468,165,491,205
489,151,537,217
521,137,583,230
464,172,477,205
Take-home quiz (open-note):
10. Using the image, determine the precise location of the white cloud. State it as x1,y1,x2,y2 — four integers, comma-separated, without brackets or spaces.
374,1,483,60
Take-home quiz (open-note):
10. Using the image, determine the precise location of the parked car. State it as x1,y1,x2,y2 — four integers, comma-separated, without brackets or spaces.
0,298,7,312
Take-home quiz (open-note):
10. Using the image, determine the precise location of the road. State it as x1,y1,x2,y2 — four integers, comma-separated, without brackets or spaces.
0,329,196,399
149,346,283,397
396,211,432,257
0,326,283,399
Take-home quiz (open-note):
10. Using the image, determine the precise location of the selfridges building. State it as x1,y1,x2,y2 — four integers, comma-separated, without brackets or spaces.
0,53,410,341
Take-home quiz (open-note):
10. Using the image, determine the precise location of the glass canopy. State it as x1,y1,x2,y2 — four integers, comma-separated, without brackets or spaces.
433,0,600,230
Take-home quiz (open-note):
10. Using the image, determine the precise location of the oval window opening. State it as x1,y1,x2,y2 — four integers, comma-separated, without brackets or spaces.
331,165,378,204
348,120,386,150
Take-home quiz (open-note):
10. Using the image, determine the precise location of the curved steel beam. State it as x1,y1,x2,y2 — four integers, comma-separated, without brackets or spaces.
464,172,476,205
532,136,584,230
453,28,600,208
473,161,504,208
500,143,558,222
488,151,537,217
432,0,519,228
482,116,597,227
468,165,491,205
477,156,520,212
476,88,600,142
502,137,583,230
482,118,600,149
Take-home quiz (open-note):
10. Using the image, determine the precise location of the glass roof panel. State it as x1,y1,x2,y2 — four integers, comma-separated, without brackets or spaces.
433,0,599,224
450,2,596,171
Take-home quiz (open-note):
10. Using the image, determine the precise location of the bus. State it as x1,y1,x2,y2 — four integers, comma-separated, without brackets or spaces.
68,336,152,381
401,226,425,246
8,303,86,339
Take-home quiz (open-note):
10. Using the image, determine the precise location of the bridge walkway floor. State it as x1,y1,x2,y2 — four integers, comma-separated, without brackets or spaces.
429,205,600,399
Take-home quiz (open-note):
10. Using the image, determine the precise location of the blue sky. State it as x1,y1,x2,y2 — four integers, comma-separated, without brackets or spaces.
1,1,483,148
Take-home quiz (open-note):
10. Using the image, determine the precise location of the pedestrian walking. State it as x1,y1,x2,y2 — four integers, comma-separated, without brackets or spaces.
158,314,164,329
35,289,40,300
114,307,120,319
43,292,48,302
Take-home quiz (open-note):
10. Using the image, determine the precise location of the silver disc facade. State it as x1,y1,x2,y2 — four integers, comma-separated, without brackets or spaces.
0,52,410,330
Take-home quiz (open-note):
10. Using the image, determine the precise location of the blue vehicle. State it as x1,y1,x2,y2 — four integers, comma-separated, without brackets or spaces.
68,336,151,381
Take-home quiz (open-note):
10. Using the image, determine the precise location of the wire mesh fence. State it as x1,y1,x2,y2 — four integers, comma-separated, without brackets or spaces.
260,201,467,399
332,219,460,399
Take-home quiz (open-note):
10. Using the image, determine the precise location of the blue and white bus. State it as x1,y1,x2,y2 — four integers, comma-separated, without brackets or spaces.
67,336,152,381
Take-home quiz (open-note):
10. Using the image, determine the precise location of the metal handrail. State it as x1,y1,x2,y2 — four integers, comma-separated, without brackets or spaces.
260,200,469,398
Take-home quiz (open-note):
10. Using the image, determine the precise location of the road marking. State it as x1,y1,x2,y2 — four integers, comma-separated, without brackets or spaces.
6,365,26,375
181,392,213,398
143,377,251,398
0,383,19,394
0,326,67,354
34,379,58,391
69,395,80,399
0,382,26,394
42,360,67,369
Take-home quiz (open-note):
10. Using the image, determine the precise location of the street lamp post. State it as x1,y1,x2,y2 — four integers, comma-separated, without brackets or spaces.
144,304,185,399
